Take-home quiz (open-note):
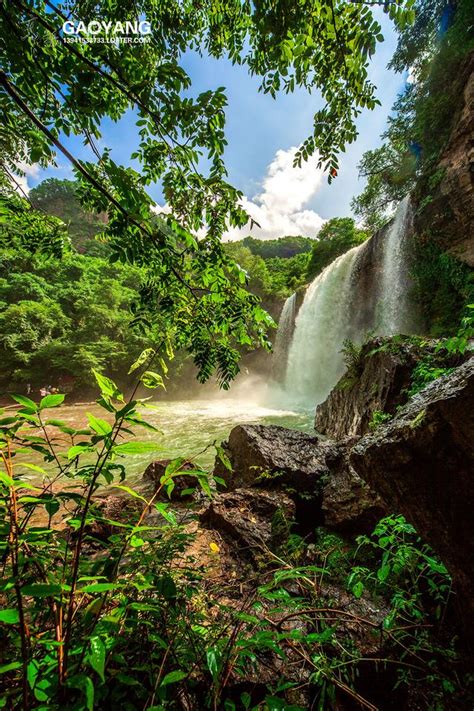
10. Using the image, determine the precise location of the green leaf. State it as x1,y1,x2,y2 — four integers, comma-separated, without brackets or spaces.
377,564,391,582
22,583,62,597
206,648,221,679
140,371,165,389
0,662,22,674
89,636,106,682
215,445,232,471
39,394,65,409
128,348,156,374
0,609,20,624
12,394,37,410
81,582,121,593
112,485,148,502
113,441,162,455
68,445,94,459
93,370,123,402
18,463,47,474
87,413,112,436
0,471,14,487
160,669,187,686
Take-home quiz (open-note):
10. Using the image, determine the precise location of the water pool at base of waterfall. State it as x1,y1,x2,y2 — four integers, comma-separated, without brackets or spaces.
16,399,314,484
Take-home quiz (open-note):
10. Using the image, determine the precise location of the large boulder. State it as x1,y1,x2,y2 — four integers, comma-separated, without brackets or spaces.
214,424,326,491
351,357,474,639
321,443,385,533
214,424,384,533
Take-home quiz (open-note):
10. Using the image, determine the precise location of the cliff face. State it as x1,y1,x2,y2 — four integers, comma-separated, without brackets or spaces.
314,337,424,438
351,358,474,641
415,52,474,266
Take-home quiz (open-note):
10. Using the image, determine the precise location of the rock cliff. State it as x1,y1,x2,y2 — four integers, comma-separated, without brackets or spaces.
414,52,474,266
351,357,474,640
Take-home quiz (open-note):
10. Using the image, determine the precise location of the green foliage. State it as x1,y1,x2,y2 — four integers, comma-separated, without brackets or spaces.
411,240,474,336
306,218,368,280
408,355,454,398
224,241,311,299
352,0,474,229
0,193,69,258
0,377,467,709
368,409,392,430
242,236,313,260
29,179,106,254
337,338,364,389
0,245,150,389
436,304,474,356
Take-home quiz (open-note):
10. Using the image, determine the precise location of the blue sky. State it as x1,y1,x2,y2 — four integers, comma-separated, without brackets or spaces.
26,10,407,240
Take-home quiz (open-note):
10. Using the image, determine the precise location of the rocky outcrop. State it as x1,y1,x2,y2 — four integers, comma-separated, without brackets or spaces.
214,424,325,490
315,336,424,439
321,448,385,533
214,424,384,533
351,357,474,639
414,52,474,266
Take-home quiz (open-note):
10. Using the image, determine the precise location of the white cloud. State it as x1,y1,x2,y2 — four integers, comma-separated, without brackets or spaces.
224,146,325,240
9,162,40,196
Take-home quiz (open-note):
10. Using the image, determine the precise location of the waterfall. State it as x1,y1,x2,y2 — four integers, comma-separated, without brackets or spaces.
277,197,415,408
378,195,413,335
284,246,361,407
272,293,296,382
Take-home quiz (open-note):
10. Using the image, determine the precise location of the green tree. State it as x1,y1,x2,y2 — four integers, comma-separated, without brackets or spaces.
242,235,313,260
0,0,415,386
352,0,474,229
306,217,368,280
29,179,106,252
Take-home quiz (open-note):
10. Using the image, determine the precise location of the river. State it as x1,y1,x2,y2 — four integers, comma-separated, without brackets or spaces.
16,397,313,485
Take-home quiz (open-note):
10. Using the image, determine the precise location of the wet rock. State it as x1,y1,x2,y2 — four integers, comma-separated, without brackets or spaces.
214,424,383,533
351,357,474,641
214,423,327,491
88,494,141,541
322,441,385,534
199,488,295,559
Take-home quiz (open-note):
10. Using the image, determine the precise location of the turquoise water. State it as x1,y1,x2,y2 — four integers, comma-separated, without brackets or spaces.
15,397,314,484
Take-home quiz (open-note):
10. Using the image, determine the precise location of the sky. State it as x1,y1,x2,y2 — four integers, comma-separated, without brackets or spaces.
23,10,408,241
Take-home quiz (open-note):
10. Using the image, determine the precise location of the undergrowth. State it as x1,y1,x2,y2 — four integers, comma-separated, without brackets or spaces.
0,361,470,709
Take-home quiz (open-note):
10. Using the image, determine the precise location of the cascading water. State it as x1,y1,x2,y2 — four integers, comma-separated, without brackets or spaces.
377,195,413,335
272,293,296,381
278,197,415,408
283,246,361,407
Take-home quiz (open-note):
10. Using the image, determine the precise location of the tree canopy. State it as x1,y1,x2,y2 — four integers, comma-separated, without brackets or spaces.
306,217,368,279
0,0,415,386
351,0,473,229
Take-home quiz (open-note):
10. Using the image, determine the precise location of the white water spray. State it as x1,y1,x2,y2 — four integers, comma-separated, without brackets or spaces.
272,292,296,381
278,198,415,408
378,195,413,335
284,246,361,407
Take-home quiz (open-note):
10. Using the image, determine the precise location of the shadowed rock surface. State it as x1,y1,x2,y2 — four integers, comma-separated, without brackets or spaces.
315,337,424,439
214,424,384,533
199,488,295,560
414,53,474,267
351,357,474,640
